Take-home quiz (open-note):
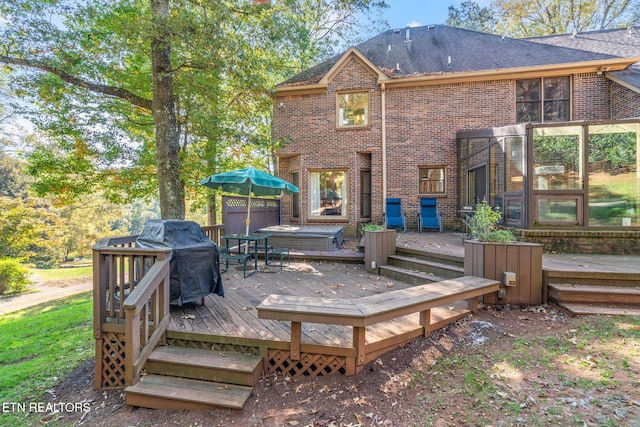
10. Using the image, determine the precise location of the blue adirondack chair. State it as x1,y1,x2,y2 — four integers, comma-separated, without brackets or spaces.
418,198,443,232
384,198,406,232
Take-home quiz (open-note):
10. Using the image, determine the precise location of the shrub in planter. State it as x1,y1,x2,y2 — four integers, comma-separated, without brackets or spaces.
362,224,395,273
361,223,385,232
0,258,31,295
465,200,515,243
464,201,543,306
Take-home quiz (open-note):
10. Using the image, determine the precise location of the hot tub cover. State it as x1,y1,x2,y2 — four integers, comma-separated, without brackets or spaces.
135,220,224,304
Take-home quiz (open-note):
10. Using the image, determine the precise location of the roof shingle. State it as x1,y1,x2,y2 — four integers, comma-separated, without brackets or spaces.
280,25,621,86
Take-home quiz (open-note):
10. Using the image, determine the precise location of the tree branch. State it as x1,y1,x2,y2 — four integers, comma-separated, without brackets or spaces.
0,56,154,111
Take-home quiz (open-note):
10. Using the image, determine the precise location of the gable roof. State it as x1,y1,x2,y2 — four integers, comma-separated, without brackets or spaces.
526,27,640,59
527,26,640,92
279,25,640,91
318,47,390,85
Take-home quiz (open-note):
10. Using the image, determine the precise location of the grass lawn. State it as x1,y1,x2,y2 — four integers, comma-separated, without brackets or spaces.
0,292,93,427
31,266,93,282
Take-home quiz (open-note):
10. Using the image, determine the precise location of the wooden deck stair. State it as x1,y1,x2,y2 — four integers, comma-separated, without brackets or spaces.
378,248,465,285
125,346,263,410
547,271,640,315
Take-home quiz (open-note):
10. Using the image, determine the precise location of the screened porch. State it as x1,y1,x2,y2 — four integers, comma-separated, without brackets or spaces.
457,119,640,231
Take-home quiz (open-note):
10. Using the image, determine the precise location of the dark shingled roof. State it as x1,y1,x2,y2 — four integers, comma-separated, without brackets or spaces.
527,26,640,91
527,27,640,59
280,25,619,86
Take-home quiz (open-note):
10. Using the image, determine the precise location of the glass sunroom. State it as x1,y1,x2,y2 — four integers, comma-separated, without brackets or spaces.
457,120,640,230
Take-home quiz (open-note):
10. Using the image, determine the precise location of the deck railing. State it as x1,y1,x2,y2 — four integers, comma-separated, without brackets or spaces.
201,224,225,246
93,235,172,389
92,224,224,390
123,255,171,386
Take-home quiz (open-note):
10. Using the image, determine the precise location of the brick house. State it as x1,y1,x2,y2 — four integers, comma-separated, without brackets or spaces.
272,25,640,251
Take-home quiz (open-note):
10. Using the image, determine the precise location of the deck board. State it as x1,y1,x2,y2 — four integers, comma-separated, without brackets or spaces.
169,261,417,345
168,260,476,353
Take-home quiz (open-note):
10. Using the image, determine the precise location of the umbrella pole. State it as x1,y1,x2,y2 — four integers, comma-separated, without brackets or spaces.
245,183,251,253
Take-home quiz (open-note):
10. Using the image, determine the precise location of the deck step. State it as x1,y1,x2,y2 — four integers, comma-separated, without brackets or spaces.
145,346,263,387
378,264,448,286
546,271,640,287
125,374,254,410
548,283,640,305
388,254,464,279
395,247,464,267
560,303,640,316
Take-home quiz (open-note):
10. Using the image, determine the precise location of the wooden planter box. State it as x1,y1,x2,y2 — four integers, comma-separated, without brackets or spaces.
364,230,396,273
464,240,544,306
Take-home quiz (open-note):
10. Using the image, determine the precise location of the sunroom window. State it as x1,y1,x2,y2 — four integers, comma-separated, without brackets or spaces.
310,170,348,218
532,126,583,190
337,92,369,127
516,77,570,123
587,123,639,227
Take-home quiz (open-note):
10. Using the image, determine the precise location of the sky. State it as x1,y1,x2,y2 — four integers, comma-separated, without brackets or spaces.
382,0,492,29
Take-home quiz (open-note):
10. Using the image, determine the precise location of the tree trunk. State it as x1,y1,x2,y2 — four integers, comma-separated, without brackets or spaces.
150,0,184,219
207,194,217,226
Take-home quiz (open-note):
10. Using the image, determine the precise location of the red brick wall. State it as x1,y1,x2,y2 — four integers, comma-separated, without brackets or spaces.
573,73,610,120
274,57,383,236
611,82,640,119
383,81,514,229
274,62,620,236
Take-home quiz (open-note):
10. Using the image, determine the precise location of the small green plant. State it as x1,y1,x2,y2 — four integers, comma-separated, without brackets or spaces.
465,200,515,243
361,223,385,232
0,258,31,295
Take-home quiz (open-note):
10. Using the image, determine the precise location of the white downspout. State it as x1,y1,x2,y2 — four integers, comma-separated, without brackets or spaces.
381,83,387,204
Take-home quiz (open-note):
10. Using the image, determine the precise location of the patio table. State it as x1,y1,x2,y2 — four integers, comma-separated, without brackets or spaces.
222,233,272,276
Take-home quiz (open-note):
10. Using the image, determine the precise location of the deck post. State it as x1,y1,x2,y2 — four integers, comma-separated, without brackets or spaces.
419,309,431,336
290,321,301,361
124,305,141,387
352,326,366,366
467,296,479,312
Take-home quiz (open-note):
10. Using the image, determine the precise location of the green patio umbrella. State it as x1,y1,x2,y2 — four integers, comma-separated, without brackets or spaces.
200,166,299,237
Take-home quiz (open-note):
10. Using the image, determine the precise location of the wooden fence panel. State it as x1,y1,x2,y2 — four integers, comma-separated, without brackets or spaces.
222,196,280,235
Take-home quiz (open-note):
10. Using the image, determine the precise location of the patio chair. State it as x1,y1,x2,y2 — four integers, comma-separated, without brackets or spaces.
418,197,443,233
266,246,290,270
384,198,407,232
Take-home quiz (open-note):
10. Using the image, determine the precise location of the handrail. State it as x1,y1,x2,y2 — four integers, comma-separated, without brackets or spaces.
201,224,225,246
123,254,172,387
92,242,172,390
92,223,219,390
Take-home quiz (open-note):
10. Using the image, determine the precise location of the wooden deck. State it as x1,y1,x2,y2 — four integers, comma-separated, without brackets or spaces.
166,260,474,376
96,230,640,395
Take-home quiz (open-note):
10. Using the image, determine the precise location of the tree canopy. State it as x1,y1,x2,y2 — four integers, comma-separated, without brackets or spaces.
447,0,639,37
0,0,388,220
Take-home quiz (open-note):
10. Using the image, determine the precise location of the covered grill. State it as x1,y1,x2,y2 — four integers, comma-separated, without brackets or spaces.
135,220,224,305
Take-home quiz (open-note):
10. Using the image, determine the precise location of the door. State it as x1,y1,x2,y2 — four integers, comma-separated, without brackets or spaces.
468,164,488,205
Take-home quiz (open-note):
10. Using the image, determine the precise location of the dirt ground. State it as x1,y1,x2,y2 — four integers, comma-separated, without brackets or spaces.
38,302,640,427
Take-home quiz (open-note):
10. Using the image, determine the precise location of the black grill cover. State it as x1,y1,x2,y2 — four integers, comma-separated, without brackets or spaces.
135,220,224,304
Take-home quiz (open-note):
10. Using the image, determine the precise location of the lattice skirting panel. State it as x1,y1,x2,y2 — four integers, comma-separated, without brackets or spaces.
100,331,126,389
165,337,260,356
267,349,347,376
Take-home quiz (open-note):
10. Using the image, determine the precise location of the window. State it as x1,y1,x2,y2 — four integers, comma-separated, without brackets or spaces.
505,197,523,223
419,166,446,195
309,170,348,218
516,77,570,123
532,126,583,190
587,123,639,227
337,92,369,127
535,196,582,225
505,137,524,192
